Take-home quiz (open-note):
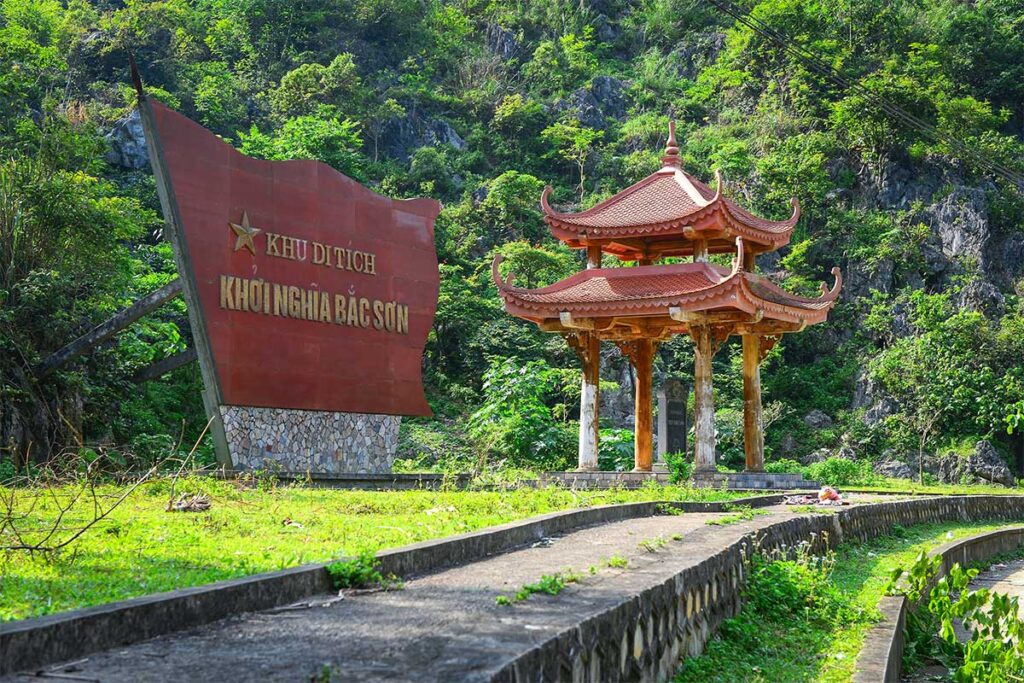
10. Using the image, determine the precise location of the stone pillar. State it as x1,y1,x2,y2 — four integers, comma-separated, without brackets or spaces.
742,334,765,472
577,332,601,471
657,386,669,465
657,379,689,465
633,339,655,472
692,325,717,473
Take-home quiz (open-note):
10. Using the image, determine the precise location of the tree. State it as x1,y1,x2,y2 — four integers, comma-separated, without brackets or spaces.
541,120,603,200
237,114,365,180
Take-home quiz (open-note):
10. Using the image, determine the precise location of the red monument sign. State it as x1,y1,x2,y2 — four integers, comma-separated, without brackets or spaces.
138,86,439,472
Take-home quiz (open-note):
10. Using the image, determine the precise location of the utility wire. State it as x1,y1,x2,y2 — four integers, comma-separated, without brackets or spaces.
704,0,1024,190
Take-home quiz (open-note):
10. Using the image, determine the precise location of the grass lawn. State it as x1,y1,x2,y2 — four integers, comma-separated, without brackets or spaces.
674,519,1017,683
0,476,739,622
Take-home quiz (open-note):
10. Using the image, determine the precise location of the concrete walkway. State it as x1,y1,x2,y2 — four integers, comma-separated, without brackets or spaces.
6,507,806,683
968,557,1024,601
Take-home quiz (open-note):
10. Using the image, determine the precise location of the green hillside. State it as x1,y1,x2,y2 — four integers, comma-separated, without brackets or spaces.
2,0,1023,479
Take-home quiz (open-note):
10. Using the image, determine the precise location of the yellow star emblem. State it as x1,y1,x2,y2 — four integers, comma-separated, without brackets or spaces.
229,211,261,255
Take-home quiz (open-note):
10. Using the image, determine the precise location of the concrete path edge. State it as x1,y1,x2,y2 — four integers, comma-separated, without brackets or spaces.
0,493,785,674
852,525,1024,683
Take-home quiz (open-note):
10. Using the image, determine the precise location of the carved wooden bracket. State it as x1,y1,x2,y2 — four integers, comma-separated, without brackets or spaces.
690,324,729,357
710,325,731,355
613,339,659,370
759,334,783,362
562,331,593,366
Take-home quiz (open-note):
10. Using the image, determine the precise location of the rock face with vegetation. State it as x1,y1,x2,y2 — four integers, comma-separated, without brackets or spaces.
1,0,1022,478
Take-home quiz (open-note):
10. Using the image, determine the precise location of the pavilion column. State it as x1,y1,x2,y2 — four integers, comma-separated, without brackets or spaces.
693,239,709,263
616,339,655,472
692,325,719,473
633,339,655,472
742,334,764,472
576,332,601,471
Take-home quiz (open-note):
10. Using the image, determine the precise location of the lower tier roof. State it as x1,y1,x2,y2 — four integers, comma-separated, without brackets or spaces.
493,257,841,336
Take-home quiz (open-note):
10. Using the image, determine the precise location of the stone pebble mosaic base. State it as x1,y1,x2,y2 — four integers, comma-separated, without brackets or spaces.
219,405,400,473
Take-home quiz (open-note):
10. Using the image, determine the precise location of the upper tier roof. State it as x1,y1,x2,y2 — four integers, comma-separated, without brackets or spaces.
541,123,799,259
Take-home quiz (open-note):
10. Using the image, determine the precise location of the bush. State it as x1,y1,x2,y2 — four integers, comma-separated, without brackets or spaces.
764,458,804,474
0,457,15,481
325,551,385,589
665,451,692,483
598,428,634,471
804,457,882,486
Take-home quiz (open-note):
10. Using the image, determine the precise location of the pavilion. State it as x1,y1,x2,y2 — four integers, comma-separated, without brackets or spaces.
494,123,841,475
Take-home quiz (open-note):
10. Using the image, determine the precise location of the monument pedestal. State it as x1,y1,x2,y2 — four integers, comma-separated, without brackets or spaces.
221,406,399,474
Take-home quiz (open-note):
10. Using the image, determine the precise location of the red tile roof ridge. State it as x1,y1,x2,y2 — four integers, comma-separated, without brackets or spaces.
540,167,799,238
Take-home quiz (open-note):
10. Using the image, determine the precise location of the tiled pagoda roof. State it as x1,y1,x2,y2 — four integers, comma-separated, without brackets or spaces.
492,252,841,327
541,124,799,257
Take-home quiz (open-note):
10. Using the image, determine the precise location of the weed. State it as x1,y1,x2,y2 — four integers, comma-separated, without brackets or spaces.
706,505,767,526
605,555,629,569
638,536,669,552
496,569,583,605
325,551,399,590
671,533,683,541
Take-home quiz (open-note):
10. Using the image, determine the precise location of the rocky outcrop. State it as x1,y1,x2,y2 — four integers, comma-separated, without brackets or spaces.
105,109,149,169
852,370,899,426
803,409,833,430
672,32,726,81
936,441,1015,487
559,76,627,130
873,457,914,480
485,24,520,60
800,448,830,465
956,280,1006,317
377,114,467,162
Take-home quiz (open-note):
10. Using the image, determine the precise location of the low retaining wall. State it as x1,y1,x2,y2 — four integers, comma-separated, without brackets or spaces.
0,494,782,675
492,496,1024,682
7,495,1024,680
852,525,1024,683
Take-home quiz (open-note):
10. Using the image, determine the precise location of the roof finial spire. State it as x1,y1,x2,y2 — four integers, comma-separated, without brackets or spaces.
662,121,681,168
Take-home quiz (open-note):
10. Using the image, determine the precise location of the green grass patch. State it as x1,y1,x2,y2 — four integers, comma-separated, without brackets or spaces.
674,520,1014,683
0,477,740,621
705,505,768,526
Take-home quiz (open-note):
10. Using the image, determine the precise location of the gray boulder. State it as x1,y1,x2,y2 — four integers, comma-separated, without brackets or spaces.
956,280,1006,318
874,458,914,480
800,448,830,466
836,446,857,461
105,109,148,169
937,441,1015,487
378,115,467,162
485,24,520,60
803,409,833,430
560,76,627,130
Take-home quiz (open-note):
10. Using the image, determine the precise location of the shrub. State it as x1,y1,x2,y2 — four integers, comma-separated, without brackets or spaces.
665,451,692,483
0,457,15,481
598,428,634,471
804,457,882,486
764,458,805,474
325,551,385,589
